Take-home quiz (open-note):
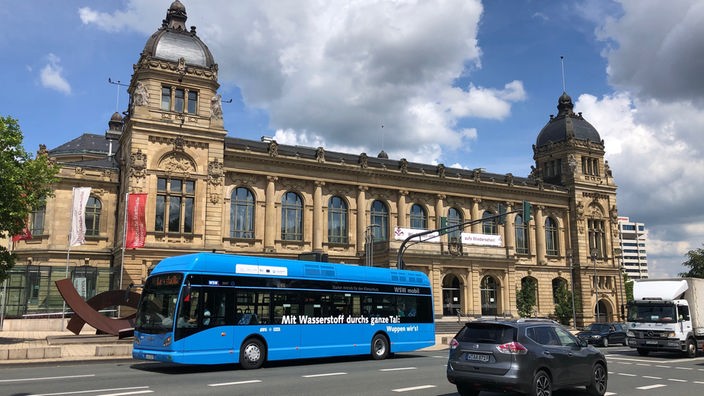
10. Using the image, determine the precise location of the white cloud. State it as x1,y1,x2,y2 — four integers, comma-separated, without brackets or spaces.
78,0,525,165
39,53,71,95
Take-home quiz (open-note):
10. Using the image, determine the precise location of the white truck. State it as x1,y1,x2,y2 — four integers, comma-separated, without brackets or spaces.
626,278,704,357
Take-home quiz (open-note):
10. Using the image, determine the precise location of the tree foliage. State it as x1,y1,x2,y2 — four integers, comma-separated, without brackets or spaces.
679,245,704,278
516,278,537,318
552,282,572,326
0,116,59,282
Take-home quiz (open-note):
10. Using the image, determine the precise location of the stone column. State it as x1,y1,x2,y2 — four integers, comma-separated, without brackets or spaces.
264,176,277,251
397,190,408,228
356,186,367,253
535,206,546,264
471,198,481,233
313,181,324,252
435,194,445,229
505,202,515,251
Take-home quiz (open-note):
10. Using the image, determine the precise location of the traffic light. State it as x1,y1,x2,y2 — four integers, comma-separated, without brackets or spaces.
497,204,507,225
522,200,532,224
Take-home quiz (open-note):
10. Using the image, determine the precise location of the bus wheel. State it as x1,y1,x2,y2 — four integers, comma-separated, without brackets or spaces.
240,338,266,369
371,334,389,360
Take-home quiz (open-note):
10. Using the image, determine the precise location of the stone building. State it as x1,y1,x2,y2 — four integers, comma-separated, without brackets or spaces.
6,1,625,326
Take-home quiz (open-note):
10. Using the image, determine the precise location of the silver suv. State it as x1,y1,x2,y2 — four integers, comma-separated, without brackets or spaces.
446,319,608,396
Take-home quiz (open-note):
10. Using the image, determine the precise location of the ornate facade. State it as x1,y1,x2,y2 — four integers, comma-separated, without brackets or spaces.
7,1,625,327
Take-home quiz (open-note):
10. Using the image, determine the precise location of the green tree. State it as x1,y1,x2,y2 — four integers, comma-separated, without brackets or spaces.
679,245,704,278
553,282,574,326
516,278,537,318
0,116,59,282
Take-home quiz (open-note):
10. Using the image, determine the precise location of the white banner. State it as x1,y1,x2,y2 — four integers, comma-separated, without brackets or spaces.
393,227,441,243
69,187,91,247
461,232,503,247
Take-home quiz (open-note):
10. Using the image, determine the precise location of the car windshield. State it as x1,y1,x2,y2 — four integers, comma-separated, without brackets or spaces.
586,323,611,332
628,303,676,323
134,273,183,334
459,323,516,344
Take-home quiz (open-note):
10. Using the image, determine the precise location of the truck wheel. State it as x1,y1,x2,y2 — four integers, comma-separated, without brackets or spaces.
685,339,696,358
637,348,649,356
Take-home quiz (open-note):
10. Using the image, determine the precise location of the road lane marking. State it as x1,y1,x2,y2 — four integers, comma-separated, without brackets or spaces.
643,376,662,379
637,384,666,390
635,363,650,366
668,378,687,382
0,374,96,383
392,385,436,392
675,367,693,370
302,372,347,378
98,391,153,396
694,381,704,384
29,387,150,396
655,365,672,368
208,380,262,387
380,367,417,372
616,372,637,377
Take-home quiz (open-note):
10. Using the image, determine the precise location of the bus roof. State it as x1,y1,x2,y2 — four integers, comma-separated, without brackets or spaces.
150,253,430,287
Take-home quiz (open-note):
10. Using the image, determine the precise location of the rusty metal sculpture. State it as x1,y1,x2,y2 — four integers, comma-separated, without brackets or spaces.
55,278,140,336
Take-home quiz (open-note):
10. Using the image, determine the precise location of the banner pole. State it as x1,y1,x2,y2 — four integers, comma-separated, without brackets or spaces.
119,192,128,317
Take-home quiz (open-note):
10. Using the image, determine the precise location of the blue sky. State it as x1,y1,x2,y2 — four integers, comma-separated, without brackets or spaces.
3,1,703,277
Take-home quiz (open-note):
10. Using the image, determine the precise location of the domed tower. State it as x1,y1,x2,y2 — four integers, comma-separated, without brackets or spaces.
116,1,227,286
533,92,621,325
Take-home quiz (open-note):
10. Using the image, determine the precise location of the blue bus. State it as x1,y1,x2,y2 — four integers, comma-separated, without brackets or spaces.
132,253,435,368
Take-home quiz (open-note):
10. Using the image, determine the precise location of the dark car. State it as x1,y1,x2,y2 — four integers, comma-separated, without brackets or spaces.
446,318,608,396
576,322,627,347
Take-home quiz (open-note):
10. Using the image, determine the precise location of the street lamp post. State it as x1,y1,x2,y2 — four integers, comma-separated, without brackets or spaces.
591,248,600,323
567,251,576,328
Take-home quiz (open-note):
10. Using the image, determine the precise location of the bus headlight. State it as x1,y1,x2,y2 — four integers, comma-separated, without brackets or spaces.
163,336,172,347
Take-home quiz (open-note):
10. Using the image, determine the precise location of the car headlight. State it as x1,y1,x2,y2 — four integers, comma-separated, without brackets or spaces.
591,335,601,339
626,330,634,337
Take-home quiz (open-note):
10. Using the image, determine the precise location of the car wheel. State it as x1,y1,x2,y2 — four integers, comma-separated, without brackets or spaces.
685,338,696,358
528,370,552,396
586,362,608,396
601,337,608,348
239,338,266,369
371,333,390,360
637,348,649,356
456,384,480,396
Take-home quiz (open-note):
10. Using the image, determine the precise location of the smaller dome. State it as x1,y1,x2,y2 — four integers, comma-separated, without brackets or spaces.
377,150,389,159
536,92,601,148
110,112,123,122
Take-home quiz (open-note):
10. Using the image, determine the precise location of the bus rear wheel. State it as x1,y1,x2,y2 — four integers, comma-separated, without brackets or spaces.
371,334,390,360
240,338,266,369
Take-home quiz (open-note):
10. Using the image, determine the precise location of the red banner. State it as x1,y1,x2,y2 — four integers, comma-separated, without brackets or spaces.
12,227,32,242
125,193,147,249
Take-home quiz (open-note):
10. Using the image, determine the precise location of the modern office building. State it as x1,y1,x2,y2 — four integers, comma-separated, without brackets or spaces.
5,1,624,326
617,216,649,279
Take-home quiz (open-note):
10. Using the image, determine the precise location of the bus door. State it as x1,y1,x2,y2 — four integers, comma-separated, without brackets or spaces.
178,287,237,364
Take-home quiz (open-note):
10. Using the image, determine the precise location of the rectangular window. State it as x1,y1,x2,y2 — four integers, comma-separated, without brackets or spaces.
174,88,185,113
156,177,195,234
588,219,606,258
187,91,198,114
161,87,171,110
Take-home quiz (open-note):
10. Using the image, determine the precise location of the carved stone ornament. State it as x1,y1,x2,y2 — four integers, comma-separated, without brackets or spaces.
315,146,325,163
173,136,185,152
210,94,223,119
208,159,224,186
359,152,368,169
568,154,577,173
473,168,481,182
399,158,408,174
268,141,279,157
133,81,149,107
129,149,147,179
504,173,514,186
161,152,195,175
437,163,446,178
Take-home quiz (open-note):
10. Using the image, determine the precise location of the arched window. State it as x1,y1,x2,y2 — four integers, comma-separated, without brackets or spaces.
515,214,529,254
447,207,463,242
85,197,102,236
370,200,389,241
552,278,568,304
328,196,348,244
545,217,559,256
410,204,427,229
231,187,255,239
281,191,303,241
482,211,497,235
29,204,46,236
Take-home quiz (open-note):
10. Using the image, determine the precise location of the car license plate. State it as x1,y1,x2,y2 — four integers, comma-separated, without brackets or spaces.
646,340,658,345
145,354,155,360
466,353,489,362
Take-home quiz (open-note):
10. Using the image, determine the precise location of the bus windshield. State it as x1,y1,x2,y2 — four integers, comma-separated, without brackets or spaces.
134,273,183,334
628,303,676,323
